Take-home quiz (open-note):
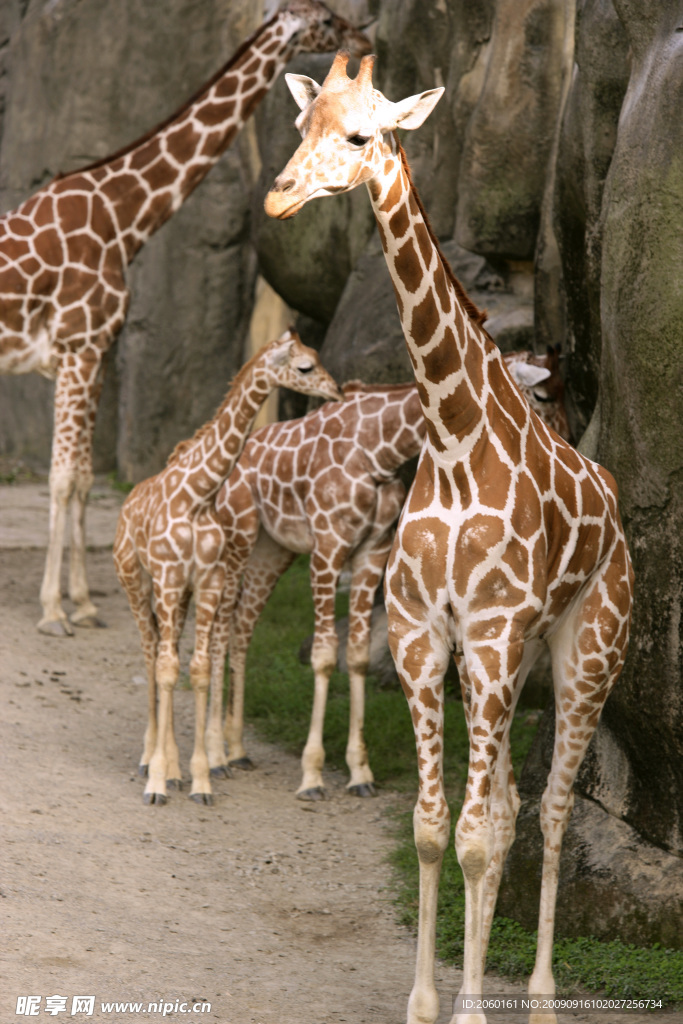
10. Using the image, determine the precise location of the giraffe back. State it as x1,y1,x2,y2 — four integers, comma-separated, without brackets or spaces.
216,382,425,554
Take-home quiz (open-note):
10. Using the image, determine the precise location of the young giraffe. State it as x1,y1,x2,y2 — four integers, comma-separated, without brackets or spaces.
264,54,633,1024
113,330,341,806
0,1,369,637
205,381,426,799
205,360,567,800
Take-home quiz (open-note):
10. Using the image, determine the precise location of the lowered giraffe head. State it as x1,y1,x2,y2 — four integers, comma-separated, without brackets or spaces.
264,51,443,219
281,1,372,58
251,327,342,401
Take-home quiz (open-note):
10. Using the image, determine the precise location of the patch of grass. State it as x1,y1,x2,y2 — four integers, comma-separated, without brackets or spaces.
107,471,134,495
238,554,683,1009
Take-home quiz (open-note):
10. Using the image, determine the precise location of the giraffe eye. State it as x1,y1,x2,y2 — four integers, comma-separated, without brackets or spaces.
347,134,369,147
298,364,314,374
532,390,553,403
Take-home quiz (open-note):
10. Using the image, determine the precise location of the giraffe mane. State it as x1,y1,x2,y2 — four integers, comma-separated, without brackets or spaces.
396,140,488,330
165,343,273,466
55,12,280,179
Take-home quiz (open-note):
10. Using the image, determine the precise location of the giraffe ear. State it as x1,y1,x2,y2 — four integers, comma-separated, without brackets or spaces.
385,87,445,131
285,73,322,111
508,362,552,389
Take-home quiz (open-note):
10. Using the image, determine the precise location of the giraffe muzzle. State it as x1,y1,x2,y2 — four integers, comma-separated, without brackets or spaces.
264,178,303,220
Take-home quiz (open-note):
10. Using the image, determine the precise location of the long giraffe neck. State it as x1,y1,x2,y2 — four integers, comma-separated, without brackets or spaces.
367,141,529,457
166,361,274,505
75,12,297,262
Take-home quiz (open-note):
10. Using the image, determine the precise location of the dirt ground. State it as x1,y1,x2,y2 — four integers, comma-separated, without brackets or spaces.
0,480,676,1024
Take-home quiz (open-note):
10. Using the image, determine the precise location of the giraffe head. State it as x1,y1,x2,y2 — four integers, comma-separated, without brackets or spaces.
282,1,373,59
256,328,342,401
264,51,443,219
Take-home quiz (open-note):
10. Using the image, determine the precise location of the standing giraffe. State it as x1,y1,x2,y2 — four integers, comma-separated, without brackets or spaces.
206,358,568,800
0,1,369,637
264,54,633,1024
113,329,341,806
205,381,426,799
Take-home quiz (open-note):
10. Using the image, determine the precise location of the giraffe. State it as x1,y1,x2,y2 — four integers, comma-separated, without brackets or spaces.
113,329,341,806
204,380,426,799
0,1,369,637
264,54,633,1024
205,358,568,801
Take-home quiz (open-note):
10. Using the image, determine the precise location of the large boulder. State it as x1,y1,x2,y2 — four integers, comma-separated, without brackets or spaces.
551,0,629,438
455,0,568,260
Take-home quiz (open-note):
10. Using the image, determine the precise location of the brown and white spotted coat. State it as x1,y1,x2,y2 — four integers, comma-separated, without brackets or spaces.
265,54,633,1024
113,330,341,805
204,381,425,799
0,1,369,637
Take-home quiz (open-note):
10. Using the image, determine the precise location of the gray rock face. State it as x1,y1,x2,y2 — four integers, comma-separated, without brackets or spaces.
552,0,630,438
581,0,683,857
455,0,568,260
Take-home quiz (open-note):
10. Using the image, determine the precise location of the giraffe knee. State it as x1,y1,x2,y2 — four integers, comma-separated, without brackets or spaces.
156,653,180,691
346,641,369,677
311,639,337,675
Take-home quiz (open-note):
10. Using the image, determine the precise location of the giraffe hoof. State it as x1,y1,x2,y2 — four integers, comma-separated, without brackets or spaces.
143,791,167,806
71,614,107,629
210,765,233,779
189,792,214,806
37,618,74,638
166,778,183,791
138,764,149,777
347,782,377,798
228,756,255,771
297,787,325,802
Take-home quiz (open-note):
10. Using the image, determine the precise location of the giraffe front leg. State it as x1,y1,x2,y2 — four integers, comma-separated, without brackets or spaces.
68,468,104,628
39,464,75,636
144,648,179,805
389,612,452,1024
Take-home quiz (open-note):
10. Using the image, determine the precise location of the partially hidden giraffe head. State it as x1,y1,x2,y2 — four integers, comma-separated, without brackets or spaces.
264,51,443,219
505,346,571,442
258,328,342,401
282,1,372,58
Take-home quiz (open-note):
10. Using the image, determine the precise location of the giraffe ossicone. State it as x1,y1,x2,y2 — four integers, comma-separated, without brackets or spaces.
113,329,341,806
265,53,633,1024
0,2,369,638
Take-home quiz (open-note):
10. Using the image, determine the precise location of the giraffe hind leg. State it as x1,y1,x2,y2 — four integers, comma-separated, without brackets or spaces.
528,559,631,1024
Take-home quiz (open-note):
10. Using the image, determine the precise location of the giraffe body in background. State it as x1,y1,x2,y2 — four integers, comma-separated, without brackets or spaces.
113,330,340,805
265,54,633,1024
0,1,369,636
205,381,425,798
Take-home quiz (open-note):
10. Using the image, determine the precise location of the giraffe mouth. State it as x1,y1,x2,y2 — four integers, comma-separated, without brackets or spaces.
264,191,304,220
265,186,348,220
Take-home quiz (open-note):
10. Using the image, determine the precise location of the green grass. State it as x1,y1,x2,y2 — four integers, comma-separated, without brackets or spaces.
238,554,683,1008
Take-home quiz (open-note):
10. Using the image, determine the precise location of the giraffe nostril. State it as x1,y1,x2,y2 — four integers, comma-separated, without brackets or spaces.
279,178,297,194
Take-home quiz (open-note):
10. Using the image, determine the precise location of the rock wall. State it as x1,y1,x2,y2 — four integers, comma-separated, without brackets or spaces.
499,0,683,947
